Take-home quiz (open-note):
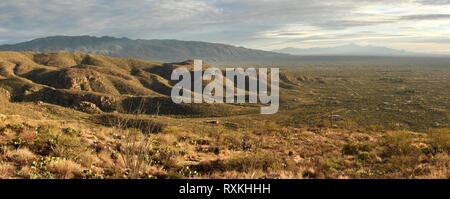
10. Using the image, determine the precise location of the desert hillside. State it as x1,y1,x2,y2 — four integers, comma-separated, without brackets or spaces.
0,51,257,117
0,51,449,179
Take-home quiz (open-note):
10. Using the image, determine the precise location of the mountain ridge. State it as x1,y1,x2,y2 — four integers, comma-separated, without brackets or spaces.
273,44,436,57
0,35,289,63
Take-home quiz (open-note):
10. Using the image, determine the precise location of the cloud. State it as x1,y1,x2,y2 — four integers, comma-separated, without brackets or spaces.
417,0,450,5
315,19,396,30
0,0,450,53
400,14,450,20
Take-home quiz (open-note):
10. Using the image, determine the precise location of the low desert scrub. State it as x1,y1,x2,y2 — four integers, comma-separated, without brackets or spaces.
208,170,267,179
427,128,450,154
424,153,450,179
115,132,179,178
32,125,88,161
120,131,154,178
147,145,179,168
381,131,420,157
52,133,87,161
222,152,282,173
31,125,60,156
96,114,166,134
218,132,256,151
342,142,370,155
1,96,449,179
322,157,343,172
370,131,428,177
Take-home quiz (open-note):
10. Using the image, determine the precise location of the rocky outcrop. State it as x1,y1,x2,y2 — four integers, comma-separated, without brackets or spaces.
75,101,103,114
23,87,118,112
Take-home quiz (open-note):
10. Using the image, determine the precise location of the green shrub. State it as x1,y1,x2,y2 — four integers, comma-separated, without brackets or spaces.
358,151,370,161
147,145,178,168
32,126,87,160
83,169,103,179
323,158,342,172
30,157,58,179
31,127,58,156
53,133,86,161
342,142,370,155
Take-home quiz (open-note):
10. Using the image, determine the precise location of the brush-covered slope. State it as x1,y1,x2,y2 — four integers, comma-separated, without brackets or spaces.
0,36,289,63
0,51,258,116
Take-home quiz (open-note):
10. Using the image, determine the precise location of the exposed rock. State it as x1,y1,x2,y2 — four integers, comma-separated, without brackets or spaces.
92,141,105,153
0,88,11,101
75,101,103,114
433,122,441,127
58,68,114,94
206,120,220,125
24,88,117,112
302,168,318,179
260,173,281,179
293,155,304,164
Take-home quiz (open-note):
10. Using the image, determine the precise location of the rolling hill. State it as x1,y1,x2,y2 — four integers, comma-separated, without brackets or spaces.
0,51,259,117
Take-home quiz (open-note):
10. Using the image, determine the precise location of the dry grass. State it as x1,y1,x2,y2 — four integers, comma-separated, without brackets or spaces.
1,109,449,179
47,159,84,179
18,130,37,142
5,148,37,166
0,162,16,179
16,166,33,178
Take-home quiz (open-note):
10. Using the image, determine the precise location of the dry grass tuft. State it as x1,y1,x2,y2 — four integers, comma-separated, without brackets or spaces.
47,159,84,179
5,148,37,166
0,162,16,179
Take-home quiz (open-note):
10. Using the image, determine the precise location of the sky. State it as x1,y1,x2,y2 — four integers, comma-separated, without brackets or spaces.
1,0,450,54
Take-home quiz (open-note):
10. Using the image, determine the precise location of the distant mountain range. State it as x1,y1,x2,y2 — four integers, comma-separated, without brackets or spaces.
0,35,289,63
0,36,446,65
273,44,428,57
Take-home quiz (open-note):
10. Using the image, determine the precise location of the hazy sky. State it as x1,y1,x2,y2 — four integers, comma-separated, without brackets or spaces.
1,0,450,53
